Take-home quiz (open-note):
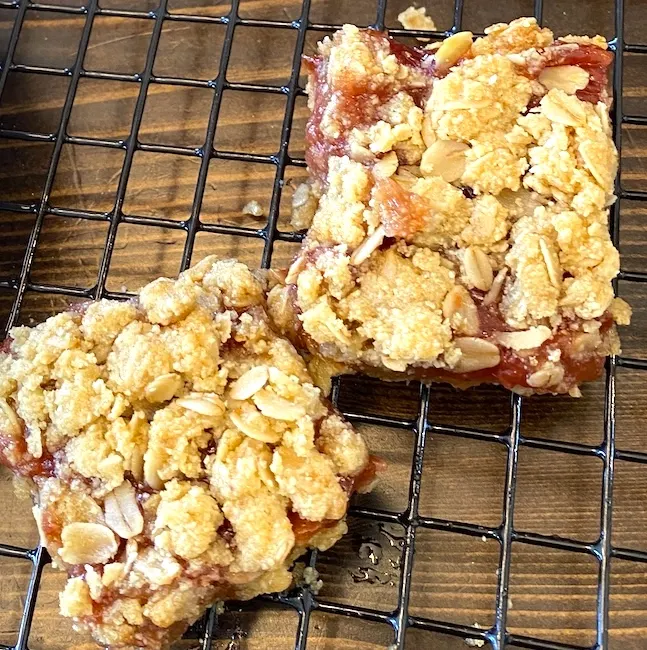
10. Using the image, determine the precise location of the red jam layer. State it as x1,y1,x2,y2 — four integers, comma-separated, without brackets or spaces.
0,432,55,480
339,454,387,494
538,41,614,104
289,512,338,546
374,320,610,394
364,336,609,395
374,178,430,238
382,289,613,393
450,298,612,393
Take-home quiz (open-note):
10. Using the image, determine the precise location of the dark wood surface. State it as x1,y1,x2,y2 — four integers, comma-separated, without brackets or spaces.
1,1,647,649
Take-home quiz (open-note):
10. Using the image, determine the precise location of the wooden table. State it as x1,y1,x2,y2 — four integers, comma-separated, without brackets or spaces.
0,1,646,648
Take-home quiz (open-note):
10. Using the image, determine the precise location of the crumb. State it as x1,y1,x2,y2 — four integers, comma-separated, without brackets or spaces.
291,182,320,230
302,566,323,594
464,622,486,647
397,6,437,34
242,200,264,217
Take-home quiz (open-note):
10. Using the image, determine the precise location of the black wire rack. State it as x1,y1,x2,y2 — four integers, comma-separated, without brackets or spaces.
0,0,646,648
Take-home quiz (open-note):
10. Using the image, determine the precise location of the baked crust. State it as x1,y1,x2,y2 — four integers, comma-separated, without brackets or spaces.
269,18,631,396
0,256,378,649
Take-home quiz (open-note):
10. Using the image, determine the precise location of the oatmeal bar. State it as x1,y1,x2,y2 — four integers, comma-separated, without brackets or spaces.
269,18,631,396
0,257,379,649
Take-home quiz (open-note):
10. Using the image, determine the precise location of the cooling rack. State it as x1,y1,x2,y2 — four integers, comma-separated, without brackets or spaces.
0,0,646,648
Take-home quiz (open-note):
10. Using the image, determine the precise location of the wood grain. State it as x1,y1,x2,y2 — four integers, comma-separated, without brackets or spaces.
1,1,647,649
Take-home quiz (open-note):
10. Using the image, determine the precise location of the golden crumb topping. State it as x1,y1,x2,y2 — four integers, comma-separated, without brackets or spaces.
154,480,223,560
560,34,608,49
0,256,373,649
277,18,630,394
60,577,93,618
319,24,428,97
428,54,534,144
342,246,456,365
519,90,617,215
306,156,373,249
312,24,431,149
471,16,554,57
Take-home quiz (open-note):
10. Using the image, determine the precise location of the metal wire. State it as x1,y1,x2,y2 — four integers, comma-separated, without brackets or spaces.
0,0,645,648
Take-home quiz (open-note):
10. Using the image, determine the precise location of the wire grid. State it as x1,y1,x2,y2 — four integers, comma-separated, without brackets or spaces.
0,0,646,648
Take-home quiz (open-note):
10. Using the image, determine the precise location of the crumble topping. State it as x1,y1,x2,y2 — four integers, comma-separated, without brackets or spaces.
470,16,554,57
319,24,425,95
0,256,375,649
154,480,223,560
559,34,608,49
270,18,630,395
519,90,616,215
428,54,534,143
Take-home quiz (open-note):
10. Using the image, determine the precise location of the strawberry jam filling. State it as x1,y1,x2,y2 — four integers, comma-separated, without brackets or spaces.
447,299,613,393
374,178,429,238
0,431,55,479
537,41,614,104
289,512,338,546
370,319,612,394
